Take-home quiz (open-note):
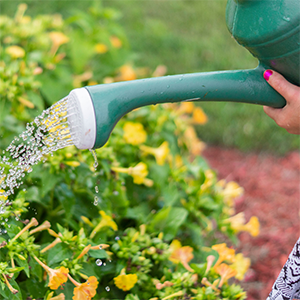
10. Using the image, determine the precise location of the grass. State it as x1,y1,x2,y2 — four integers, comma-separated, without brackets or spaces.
1,0,299,154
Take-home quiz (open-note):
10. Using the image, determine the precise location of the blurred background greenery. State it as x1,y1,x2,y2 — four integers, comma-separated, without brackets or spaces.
1,0,299,154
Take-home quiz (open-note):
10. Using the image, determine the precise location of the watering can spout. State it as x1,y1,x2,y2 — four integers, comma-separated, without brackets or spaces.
66,0,299,150
67,64,285,150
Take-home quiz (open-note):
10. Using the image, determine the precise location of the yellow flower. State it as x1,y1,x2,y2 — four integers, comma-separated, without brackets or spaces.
169,240,194,272
0,189,7,201
34,256,69,290
222,181,244,206
123,122,147,145
116,64,136,81
18,96,34,109
224,212,245,230
47,292,65,300
201,169,215,191
65,161,80,167
90,210,118,238
49,32,69,56
41,236,62,253
212,243,235,268
114,268,138,291
68,275,98,300
205,255,216,275
215,263,237,287
162,291,183,300
110,36,122,48
47,267,69,290
231,253,251,280
184,126,206,156
178,102,195,114
224,213,260,237
29,220,51,234
192,107,208,124
2,274,18,294
201,277,219,292
12,218,38,242
95,43,108,54
76,244,92,260
243,216,260,237
5,45,25,59
111,162,153,186
49,32,69,47
81,216,94,227
140,141,170,166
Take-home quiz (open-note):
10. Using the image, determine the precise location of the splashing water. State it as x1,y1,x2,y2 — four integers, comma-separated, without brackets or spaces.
0,97,79,212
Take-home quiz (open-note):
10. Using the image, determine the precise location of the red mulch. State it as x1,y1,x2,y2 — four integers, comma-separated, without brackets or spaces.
202,146,300,300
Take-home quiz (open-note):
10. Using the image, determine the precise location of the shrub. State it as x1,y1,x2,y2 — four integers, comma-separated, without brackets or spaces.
0,3,259,300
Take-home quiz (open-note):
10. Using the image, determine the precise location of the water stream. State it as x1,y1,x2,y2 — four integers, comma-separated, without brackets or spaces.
0,97,78,213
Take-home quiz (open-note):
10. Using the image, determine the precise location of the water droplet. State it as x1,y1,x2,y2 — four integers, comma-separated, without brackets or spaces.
115,236,120,241
166,85,170,88
96,259,103,266
113,190,119,196
90,150,98,169
0,97,74,200
93,196,98,206
95,186,99,193
105,286,110,292
99,245,103,250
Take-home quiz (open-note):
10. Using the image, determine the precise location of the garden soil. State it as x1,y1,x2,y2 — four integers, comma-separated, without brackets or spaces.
203,146,300,300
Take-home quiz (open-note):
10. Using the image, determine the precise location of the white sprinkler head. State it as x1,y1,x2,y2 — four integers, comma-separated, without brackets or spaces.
67,88,96,150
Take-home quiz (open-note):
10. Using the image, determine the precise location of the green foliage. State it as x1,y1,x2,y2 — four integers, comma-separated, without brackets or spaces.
0,3,257,299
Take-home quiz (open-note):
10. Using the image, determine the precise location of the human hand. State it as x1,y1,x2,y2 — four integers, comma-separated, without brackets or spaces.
263,70,300,135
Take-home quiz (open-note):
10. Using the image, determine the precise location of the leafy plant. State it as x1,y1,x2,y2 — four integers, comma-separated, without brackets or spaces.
0,3,259,299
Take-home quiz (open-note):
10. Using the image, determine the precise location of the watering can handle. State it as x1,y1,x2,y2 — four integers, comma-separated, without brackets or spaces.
85,63,286,148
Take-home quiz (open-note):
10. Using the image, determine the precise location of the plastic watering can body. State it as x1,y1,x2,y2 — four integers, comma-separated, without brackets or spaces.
226,0,300,86
67,0,300,150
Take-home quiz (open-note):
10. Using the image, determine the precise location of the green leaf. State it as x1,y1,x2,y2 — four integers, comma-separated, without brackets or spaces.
6,224,20,240
40,170,61,197
37,66,73,106
25,186,41,204
46,243,73,266
54,183,76,222
149,206,188,240
15,257,30,278
0,278,22,300
125,295,140,300
88,249,109,259
26,91,44,112
23,277,47,299
68,29,95,73
29,256,42,281
198,196,219,211
6,267,24,274
161,183,180,206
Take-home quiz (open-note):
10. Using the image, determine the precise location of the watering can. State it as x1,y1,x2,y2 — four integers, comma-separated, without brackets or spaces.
67,0,300,150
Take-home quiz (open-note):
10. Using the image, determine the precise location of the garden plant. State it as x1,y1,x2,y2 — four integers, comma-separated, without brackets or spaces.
0,3,260,300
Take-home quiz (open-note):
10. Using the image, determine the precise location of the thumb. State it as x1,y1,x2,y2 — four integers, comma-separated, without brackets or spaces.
263,70,298,103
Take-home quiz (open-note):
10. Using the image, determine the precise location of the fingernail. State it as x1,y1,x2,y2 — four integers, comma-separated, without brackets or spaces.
263,70,273,81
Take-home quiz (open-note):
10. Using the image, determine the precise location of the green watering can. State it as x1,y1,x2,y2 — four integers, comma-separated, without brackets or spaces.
67,0,300,150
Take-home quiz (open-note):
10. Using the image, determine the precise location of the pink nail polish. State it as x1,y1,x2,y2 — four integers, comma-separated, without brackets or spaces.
263,70,273,81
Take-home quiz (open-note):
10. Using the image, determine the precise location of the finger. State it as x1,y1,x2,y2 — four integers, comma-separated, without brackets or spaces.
263,105,282,121
263,70,299,103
